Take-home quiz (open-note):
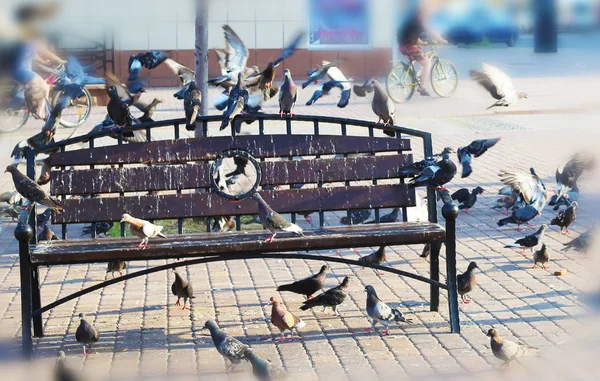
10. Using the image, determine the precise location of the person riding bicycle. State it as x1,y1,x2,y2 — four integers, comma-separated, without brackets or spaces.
397,4,448,97
9,3,66,120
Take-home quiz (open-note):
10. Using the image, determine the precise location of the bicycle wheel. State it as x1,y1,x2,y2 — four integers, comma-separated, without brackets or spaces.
386,63,416,103
431,59,459,98
0,104,29,133
52,87,92,128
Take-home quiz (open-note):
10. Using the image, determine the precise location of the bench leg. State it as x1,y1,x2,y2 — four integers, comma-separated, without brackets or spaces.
18,244,33,359
445,236,461,334
31,267,44,338
429,242,441,312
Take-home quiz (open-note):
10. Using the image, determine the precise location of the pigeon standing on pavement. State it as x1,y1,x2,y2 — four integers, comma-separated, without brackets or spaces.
38,223,59,241
244,349,287,381
550,202,578,234
183,80,202,130
5,166,63,212
497,205,540,230
532,244,550,269
504,224,548,256
269,296,306,342
340,209,371,225
54,351,83,381
486,328,537,367
276,264,328,299
364,285,411,336
120,213,166,248
106,261,127,278
457,138,500,178
252,193,303,242
470,63,528,109
204,320,248,371
300,276,350,315
451,187,484,213
366,208,400,224
457,262,479,304
171,270,195,310
75,313,99,357
82,222,114,238
555,152,594,199
358,246,387,275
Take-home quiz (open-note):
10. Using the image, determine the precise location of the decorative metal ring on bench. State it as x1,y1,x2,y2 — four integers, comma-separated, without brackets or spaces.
209,148,262,201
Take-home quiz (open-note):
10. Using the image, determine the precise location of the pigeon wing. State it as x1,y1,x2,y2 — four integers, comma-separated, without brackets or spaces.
499,170,542,205
222,25,249,71
220,336,248,359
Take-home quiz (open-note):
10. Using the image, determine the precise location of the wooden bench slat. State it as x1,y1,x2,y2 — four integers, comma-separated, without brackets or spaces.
49,135,411,166
31,222,445,265
52,185,415,224
50,154,413,195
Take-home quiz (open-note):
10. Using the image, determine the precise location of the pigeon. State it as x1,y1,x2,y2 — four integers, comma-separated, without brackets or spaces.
451,187,484,213
204,320,248,371
470,64,528,109
402,147,453,175
164,58,195,86
5,166,63,212
244,349,287,381
37,208,52,227
550,201,578,234
104,71,161,115
209,25,252,91
269,296,306,342
225,155,250,179
245,31,305,100
252,193,303,242
276,264,329,299
365,208,400,224
129,51,168,76
54,351,83,381
555,152,594,199
0,190,24,206
211,216,236,232
364,285,411,335
402,149,457,190
75,313,99,357
457,262,479,304
120,213,166,248
532,244,549,269
497,205,540,230
82,222,114,238
499,168,548,212
504,224,548,256
300,276,350,315
38,223,59,241
219,73,248,130
36,157,52,186
278,69,297,117
171,269,195,310
457,138,500,178
358,246,386,275
106,261,126,278
183,80,202,130
0,205,20,221
305,80,348,106
492,192,519,214
340,209,371,225
302,60,344,88
549,186,579,211
562,224,596,254
11,103,64,159
486,328,537,367
106,85,133,127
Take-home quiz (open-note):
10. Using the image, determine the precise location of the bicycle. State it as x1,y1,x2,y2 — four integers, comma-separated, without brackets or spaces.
386,43,459,103
0,62,92,133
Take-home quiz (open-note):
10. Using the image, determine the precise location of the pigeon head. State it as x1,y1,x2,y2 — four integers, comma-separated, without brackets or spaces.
441,147,455,155
540,224,548,231
473,186,485,195
120,214,132,223
486,328,498,338
243,348,257,361
340,276,351,288
269,296,280,306
107,86,119,98
467,262,479,272
251,192,265,203
57,351,66,361
203,319,219,332
284,69,291,78
570,201,578,209
319,264,329,274
4,165,17,174
518,92,528,99
364,285,376,295
540,243,547,251
78,313,85,320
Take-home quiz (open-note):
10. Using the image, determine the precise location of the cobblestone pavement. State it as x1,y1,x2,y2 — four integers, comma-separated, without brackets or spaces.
0,77,600,381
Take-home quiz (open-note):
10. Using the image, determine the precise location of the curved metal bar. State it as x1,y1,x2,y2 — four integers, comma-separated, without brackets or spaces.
35,114,431,154
33,252,447,316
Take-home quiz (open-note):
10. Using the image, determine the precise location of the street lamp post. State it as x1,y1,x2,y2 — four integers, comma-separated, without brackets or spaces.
195,0,209,136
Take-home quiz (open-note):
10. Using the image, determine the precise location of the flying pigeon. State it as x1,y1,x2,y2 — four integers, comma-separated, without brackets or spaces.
555,152,594,199
11,103,64,159
340,209,371,225
457,262,479,304
54,351,83,381
184,80,202,130
300,276,350,315
470,63,528,109
504,224,547,256
486,328,537,367
164,58,195,86
402,149,457,190
5,166,63,212
106,261,126,278
103,71,161,117
276,264,328,299
302,60,344,88
82,221,114,238
38,223,59,241
550,202,578,234
562,224,596,254
499,168,548,212
252,193,303,242
364,285,411,336
171,269,195,310
204,320,248,371
244,349,287,381
269,296,306,342
532,244,549,269
209,25,253,91
457,138,500,178
306,80,346,106
358,246,386,275
278,69,297,117
75,313,99,357
120,213,166,249
365,208,400,224
451,187,484,213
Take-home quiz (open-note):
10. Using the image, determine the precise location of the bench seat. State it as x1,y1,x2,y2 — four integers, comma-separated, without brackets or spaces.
31,222,445,266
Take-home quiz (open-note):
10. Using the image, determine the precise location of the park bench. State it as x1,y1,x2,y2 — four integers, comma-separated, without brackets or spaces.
15,114,460,358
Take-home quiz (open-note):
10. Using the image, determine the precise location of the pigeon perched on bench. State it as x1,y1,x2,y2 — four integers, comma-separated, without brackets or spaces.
252,193,303,242
402,149,456,190
504,224,547,256
171,270,195,310
204,320,248,372
183,80,202,130
550,202,578,234
300,276,350,315
244,348,287,381
5,166,63,212
120,213,166,249
364,285,412,336
278,69,297,117
276,264,328,299
486,328,537,367
75,313,99,357
457,262,479,304
269,296,305,342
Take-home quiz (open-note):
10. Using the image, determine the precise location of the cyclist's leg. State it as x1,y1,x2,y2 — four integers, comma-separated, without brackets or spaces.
27,74,50,120
417,55,431,96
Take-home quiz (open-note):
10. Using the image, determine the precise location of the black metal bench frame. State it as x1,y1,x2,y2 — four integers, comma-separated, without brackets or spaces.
15,114,460,359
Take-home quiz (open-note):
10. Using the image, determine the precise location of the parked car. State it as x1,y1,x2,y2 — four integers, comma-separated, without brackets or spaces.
445,7,520,47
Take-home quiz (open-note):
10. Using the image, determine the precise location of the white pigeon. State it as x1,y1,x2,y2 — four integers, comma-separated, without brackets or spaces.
470,63,528,109
487,328,537,367
120,213,166,248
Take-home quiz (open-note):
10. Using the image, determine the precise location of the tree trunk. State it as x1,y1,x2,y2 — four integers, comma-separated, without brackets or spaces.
195,0,209,136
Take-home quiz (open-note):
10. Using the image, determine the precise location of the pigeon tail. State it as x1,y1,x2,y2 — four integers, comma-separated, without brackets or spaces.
497,217,512,227
295,320,306,329
391,308,411,323
461,162,473,178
